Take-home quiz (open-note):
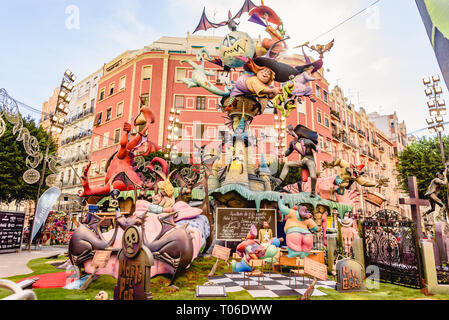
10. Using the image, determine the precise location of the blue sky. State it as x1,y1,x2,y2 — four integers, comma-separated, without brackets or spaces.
0,0,446,137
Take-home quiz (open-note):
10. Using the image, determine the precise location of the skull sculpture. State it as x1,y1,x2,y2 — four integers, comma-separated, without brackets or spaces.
123,226,141,258
95,291,109,300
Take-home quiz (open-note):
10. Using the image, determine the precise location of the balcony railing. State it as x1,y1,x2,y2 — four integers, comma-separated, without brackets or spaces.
349,123,356,131
348,140,358,149
357,129,366,138
330,109,340,120
65,107,94,124
61,130,92,146
61,153,89,165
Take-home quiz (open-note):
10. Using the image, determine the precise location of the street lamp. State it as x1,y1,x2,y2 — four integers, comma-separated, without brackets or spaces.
423,74,446,165
27,69,75,251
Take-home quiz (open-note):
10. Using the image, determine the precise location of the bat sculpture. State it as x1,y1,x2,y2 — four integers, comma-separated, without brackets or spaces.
193,0,257,33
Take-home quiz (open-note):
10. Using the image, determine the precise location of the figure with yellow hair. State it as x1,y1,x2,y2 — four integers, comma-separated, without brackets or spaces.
152,171,176,209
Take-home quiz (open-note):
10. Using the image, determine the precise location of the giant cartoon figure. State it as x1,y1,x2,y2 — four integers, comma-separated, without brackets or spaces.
275,124,320,197
193,0,257,71
231,225,282,272
180,48,232,96
249,0,287,56
278,198,318,258
322,158,389,199
80,106,160,197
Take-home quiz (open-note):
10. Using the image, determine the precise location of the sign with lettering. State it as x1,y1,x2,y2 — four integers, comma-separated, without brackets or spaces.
336,258,366,292
0,212,25,253
215,208,277,241
114,226,154,300
212,245,231,261
363,191,386,208
304,257,328,281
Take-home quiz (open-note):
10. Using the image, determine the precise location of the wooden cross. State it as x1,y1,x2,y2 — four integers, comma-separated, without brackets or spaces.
399,176,430,240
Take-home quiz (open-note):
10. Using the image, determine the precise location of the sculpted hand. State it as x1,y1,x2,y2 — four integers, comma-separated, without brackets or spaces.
322,161,335,170
376,178,389,188
273,87,283,95
163,207,175,213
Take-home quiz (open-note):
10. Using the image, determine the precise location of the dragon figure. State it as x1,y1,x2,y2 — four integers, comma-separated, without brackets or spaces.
180,48,232,96
80,106,162,197
322,158,389,199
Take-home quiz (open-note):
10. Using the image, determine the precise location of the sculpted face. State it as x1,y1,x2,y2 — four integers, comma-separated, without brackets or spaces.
153,193,162,205
219,31,255,69
257,68,273,84
123,226,141,258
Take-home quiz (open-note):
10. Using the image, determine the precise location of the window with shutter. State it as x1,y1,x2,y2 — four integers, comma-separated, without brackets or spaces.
94,112,102,126
196,97,206,110
175,95,184,109
114,129,121,144
117,102,124,117
143,66,152,80
119,76,126,90
175,68,186,82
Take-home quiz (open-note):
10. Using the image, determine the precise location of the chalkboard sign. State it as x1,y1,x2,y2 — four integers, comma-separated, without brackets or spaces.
215,208,277,241
0,212,25,253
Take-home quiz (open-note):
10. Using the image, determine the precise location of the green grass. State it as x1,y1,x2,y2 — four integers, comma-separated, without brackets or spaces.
2,254,449,300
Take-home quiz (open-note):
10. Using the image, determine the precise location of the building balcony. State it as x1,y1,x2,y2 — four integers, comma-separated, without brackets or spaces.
357,129,366,138
61,130,92,146
66,107,94,124
381,164,386,170
349,123,356,132
379,146,385,153
360,149,368,156
348,140,358,149
332,131,341,141
61,153,90,166
330,109,340,120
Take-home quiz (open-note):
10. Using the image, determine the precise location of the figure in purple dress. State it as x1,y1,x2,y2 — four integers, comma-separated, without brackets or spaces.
292,67,319,103
291,47,324,104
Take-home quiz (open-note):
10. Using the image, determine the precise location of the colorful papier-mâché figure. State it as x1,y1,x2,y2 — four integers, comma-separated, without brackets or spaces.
424,167,449,221
258,220,273,244
275,124,320,197
248,0,287,55
322,158,389,198
193,0,258,33
107,189,121,214
340,216,359,256
231,224,282,272
290,47,323,104
180,48,231,96
230,59,282,99
278,199,318,258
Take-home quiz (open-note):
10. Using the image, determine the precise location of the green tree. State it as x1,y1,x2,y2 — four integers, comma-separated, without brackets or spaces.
0,114,57,204
397,135,449,199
